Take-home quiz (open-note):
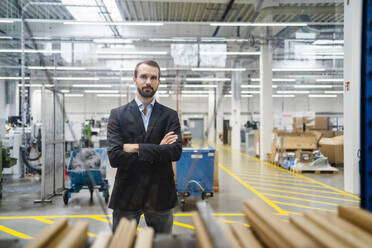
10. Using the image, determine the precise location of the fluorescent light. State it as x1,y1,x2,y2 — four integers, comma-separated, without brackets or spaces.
241,85,260,88
56,77,99,81
111,68,134,71
199,51,260,56
251,78,260,82
272,78,296,82
184,85,217,88
2,76,30,80
96,94,127,97
85,90,119,93
242,91,259,94
273,68,326,72
201,37,250,42
120,77,133,81
149,38,197,42
97,51,168,55
313,40,344,45
72,84,112,88
65,94,83,97
303,52,344,56
181,94,209,97
0,49,61,53
182,90,211,94
0,36,12,39
93,38,139,43
61,90,70,93
277,90,310,94
294,85,333,88
31,37,52,40
273,95,295,98
191,68,246,72
324,91,344,94
316,78,344,82
186,78,230,82
0,19,14,23
64,21,163,26
210,22,307,27
224,94,253,98
18,84,54,87
309,94,337,98
28,66,86,70
159,94,169,97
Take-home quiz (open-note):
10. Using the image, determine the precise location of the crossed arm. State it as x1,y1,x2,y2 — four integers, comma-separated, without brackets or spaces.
123,131,178,153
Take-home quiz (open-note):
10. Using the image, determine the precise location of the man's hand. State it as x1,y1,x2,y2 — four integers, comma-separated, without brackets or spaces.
160,131,178,145
123,144,139,153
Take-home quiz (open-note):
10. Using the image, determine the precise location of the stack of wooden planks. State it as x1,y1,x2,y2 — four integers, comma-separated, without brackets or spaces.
24,218,154,248
193,199,372,248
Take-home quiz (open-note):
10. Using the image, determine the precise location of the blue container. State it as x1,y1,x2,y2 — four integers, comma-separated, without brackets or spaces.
67,148,108,189
176,147,215,196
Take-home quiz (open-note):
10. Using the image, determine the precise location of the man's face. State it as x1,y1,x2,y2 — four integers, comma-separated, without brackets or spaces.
134,63,160,98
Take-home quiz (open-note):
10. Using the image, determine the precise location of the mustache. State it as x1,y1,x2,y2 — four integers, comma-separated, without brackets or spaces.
142,86,154,90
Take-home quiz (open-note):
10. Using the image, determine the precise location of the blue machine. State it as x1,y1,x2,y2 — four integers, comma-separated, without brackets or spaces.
361,0,372,212
63,148,110,205
176,147,215,211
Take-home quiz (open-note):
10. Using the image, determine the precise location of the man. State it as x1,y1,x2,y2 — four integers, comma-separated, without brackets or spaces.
107,60,182,234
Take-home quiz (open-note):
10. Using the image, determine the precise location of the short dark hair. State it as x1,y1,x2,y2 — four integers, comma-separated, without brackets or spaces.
134,60,161,79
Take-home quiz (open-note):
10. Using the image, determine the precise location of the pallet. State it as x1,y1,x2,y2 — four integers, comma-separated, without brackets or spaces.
290,167,338,174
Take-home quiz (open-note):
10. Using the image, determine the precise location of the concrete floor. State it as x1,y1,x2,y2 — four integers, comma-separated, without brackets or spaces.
0,143,360,245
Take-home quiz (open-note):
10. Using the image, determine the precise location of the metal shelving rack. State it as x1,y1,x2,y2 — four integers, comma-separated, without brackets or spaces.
361,0,372,211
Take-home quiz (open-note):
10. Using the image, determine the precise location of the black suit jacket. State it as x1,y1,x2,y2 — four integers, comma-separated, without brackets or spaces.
107,99,182,211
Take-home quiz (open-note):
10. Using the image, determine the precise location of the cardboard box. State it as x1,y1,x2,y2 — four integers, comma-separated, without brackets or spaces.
254,130,260,157
319,135,344,164
293,117,304,132
279,136,317,150
295,150,314,163
308,116,329,130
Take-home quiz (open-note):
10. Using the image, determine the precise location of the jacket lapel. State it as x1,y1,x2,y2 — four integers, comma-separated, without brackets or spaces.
129,100,146,134
144,101,161,142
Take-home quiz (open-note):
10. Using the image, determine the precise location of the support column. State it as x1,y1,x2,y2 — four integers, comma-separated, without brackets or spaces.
216,81,224,145
231,61,241,150
344,0,361,194
260,44,273,160
208,90,215,144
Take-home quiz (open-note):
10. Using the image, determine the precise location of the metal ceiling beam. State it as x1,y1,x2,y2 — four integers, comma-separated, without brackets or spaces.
212,0,235,36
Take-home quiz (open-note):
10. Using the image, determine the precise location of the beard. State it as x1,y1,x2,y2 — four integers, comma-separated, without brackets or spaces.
138,86,157,98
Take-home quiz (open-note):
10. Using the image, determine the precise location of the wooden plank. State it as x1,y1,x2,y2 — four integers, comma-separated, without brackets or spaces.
338,205,372,234
326,213,372,245
244,199,317,248
109,218,129,248
290,214,348,248
91,232,112,248
56,221,88,248
134,227,154,248
25,218,68,248
192,211,213,248
304,211,370,248
230,222,263,248
243,206,284,248
216,218,241,248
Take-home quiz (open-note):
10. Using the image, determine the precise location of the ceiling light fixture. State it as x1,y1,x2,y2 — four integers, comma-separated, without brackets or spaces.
199,51,260,56
186,78,230,82
28,66,86,70
294,85,333,88
191,68,246,72
277,90,310,94
96,94,127,97
273,95,295,98
0,49,61,54
93,38,140,43
63,21,164,26
65,94,84,97
85,90,119,93
316,78,344,82
324,91,344,94
273,68,326,72
72,84,112,88
96,51,168,55
184,85,218,88
210,22,307,27
309,94,337,98
56,77,99,81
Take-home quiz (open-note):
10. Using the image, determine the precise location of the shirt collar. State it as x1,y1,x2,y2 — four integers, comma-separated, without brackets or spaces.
135,96,156,110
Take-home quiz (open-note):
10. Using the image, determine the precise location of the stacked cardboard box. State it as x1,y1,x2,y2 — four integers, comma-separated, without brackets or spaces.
319,135,344,164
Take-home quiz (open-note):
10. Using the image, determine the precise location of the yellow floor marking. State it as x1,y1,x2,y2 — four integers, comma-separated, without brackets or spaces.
240,174,310,182
221,218,250,227
254,186,360,203
173,221,195,229
219,163,287,215
217,145,360,200
243,180,331,190
90,216,112,224
0,225,33,239
87,232,97,237
248,183,347,195
272,201,336,212
262,193,341,206
240,177,323,188
33,217,54,224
